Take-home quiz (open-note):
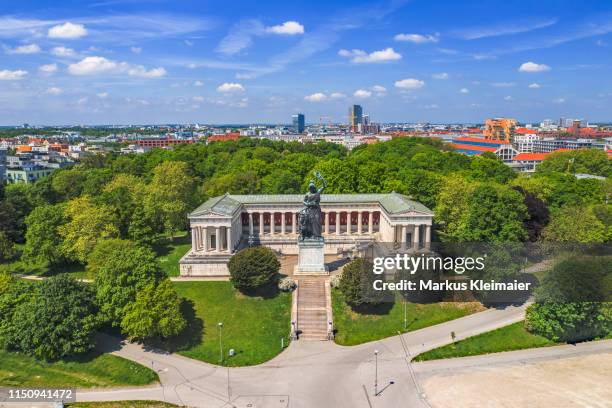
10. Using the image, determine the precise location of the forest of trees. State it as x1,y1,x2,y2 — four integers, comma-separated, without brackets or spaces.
0,136,610,357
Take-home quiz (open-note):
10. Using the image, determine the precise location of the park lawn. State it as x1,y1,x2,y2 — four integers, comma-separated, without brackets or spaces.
413,321,557,362
171,281,292,366
1,258,88,280
68,402,178,408
332,289,483,346
0,350,158,388
155,233,191,277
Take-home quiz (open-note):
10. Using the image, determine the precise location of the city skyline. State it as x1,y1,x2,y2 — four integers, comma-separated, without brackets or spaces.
1,0,612,124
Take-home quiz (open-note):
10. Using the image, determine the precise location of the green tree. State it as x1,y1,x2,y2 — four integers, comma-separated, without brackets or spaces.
101,174,147,238
543,206,607,243
59,196,120,263
0,184,33,243
94,244,163,325
525,256,611,342
308,158,359,193
86,239,135,278
536,149,611,177
145,161,196,237
469,154,517,184
0,232,16,262
228,247,280,291
22,204,66,267
121,279,186,340
338,258,385,308
0,275,35,349
4,275,98,360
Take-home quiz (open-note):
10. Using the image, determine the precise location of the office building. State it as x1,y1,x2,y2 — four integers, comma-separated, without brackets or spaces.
292,113,305,133
349,105,363,133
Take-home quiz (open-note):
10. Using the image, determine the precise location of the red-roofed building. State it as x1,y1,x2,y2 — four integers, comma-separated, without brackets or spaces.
136,137,194,148
207,133,241,144
451,136,517,162
512,149,573,172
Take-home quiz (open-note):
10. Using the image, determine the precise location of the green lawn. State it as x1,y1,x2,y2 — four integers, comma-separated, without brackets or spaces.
1,259,88,280
68,402,178,408
332,289,483,346
0,350,158,388
413,321,557,362
170,281,292,366
155,233,191,277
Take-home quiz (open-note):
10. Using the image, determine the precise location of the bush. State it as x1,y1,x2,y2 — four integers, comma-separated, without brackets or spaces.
277,276,296,292
338,258,385,308
228,247,280,291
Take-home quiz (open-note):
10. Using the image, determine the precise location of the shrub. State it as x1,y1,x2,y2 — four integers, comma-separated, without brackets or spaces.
277,276,296,292
338,258,385,307
228,247,280,291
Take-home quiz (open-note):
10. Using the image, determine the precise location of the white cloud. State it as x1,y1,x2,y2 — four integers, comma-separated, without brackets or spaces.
432,72,449,80
528,83,541,89
459,88,470,94
127,65,167,78
491,82,516,87
338,47,401,63
68,56,117,75
130,46,142,54
394,78,425,90
353,89,372,98
504,95,513,101
553,97,566,104
0,69,27,80
5,43,40,54
304,92,327,102
217,82,245,93
192,96,205,102
97,92,109,98
371,85,387,93
51,46,75,57
394,33,438,43
194,80,204,86
45,87,62,95
265,21,304,35
68,56,166,78
329,92,346,99
48,22,87,39
519,61,551,72
39,63,58,74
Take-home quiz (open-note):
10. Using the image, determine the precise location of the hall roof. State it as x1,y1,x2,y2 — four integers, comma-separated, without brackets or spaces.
190,192,433,217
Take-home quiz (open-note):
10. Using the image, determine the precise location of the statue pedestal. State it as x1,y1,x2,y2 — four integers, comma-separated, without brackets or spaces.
294,238,328,275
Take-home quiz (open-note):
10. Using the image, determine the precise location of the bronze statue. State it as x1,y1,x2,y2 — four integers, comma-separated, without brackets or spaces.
298,171,326,241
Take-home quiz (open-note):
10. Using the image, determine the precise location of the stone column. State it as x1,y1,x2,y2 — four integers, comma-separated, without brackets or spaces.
368,212,373,234
270,213,275,235
413,225,420,250
357,211,363,234
347,211,352,235
324,212,329,234
215,227,221,252
203,227,208,251
292,212,297,234
259,212,264,234
425,225,431,249
401,225,407,250
248,213,254,235
226,227,232,252
191,227,197,250
281,212,286,234
336,212,341,234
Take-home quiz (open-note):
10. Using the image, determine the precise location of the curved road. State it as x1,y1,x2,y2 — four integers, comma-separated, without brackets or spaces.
79,303,532,407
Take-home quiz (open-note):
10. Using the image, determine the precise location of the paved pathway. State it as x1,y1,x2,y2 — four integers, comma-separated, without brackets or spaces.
78,303,531,407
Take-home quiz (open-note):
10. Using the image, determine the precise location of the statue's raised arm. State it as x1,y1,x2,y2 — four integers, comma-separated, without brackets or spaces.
314,171,326,194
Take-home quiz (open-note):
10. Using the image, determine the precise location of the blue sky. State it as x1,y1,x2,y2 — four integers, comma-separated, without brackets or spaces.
1,0,612,125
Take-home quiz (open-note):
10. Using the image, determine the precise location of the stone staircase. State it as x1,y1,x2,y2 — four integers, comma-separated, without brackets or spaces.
296,278,330,341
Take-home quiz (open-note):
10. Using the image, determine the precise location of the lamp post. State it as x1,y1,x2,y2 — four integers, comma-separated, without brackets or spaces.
218,322,223,364
374,350,379,396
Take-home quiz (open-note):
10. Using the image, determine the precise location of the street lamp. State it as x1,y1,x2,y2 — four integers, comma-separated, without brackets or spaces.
218,322,223,364
374,349,379,396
